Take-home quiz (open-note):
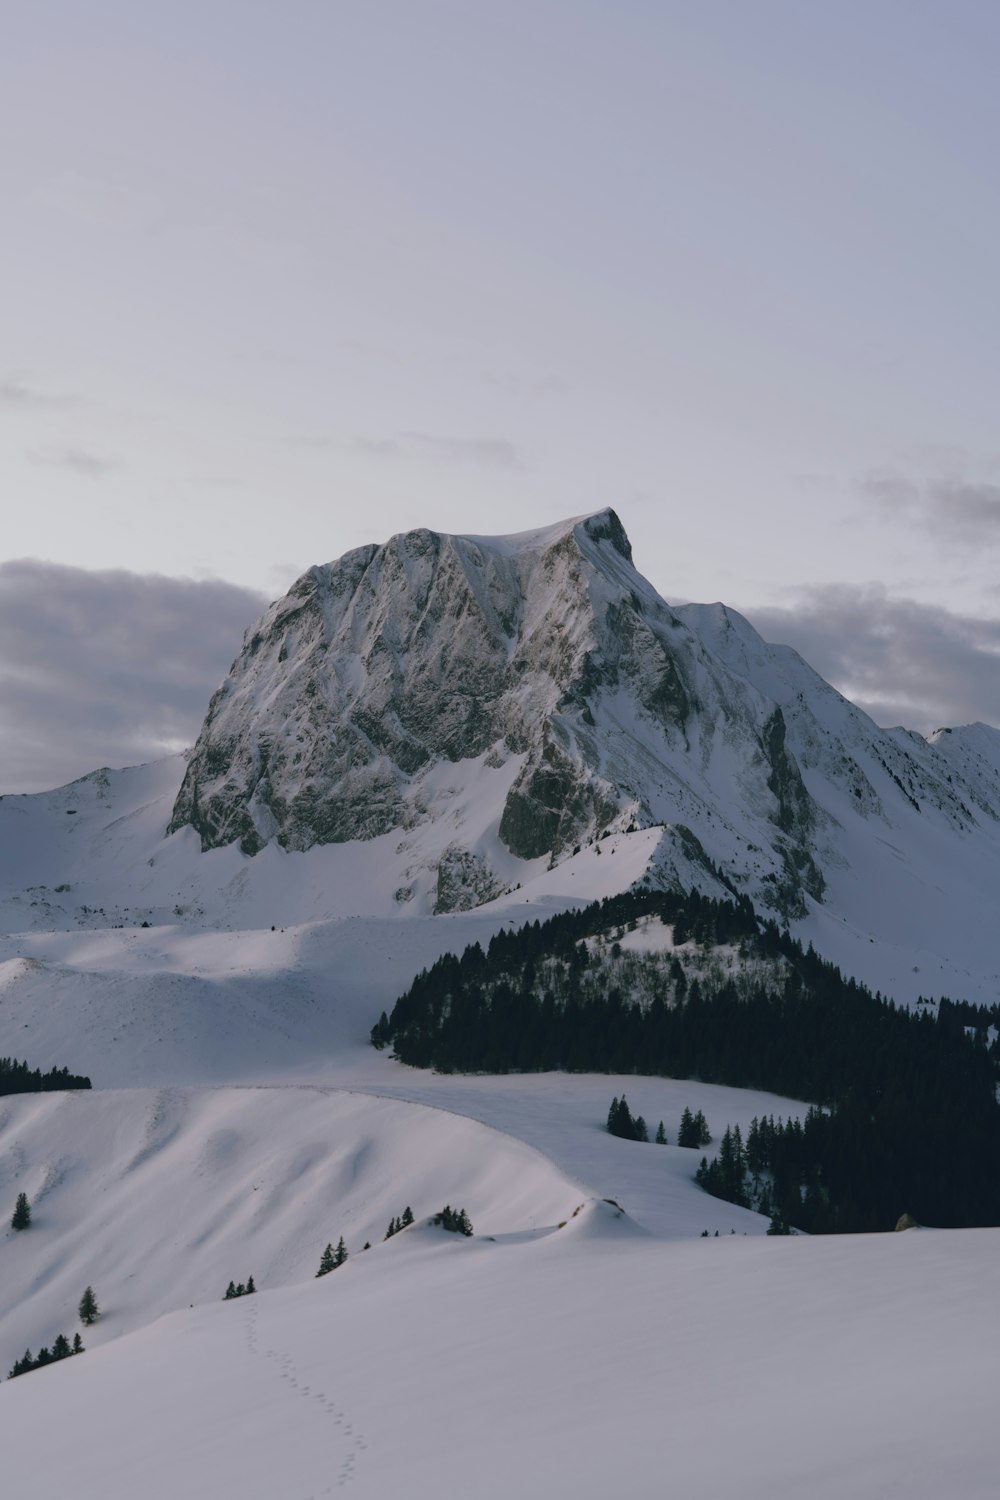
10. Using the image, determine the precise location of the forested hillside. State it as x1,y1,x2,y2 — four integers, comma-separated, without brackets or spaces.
374,888,1000,1232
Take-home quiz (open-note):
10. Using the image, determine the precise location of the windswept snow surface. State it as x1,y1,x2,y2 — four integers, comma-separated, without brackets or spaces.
0,1085,579,1363
3,1214,997,1500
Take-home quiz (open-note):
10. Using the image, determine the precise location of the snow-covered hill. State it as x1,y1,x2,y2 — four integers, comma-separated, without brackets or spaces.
5,1201,997,1500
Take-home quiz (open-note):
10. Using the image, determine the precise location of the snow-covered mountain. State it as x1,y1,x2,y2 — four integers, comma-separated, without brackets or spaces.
167,509,828,916
151,507,1000,998
4,510,1000,1499
3,509,1000,1010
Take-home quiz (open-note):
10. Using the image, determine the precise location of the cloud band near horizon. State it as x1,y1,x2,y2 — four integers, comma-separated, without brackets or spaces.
1,560,997,796
0,560,267,794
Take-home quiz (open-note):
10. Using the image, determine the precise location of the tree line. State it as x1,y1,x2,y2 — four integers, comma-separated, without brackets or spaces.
0,1056,91,1095
372,886,1000,1232
5,1288,98,1382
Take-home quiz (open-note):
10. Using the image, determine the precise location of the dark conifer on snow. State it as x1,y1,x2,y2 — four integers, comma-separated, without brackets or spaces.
223,1277,256,1299
11,1191,31,1231
7,1332,84,1379
431,1205,473,1235
0,1056,91,1096
375,883,1000,1234
607,1096,652,1142
78,1286,99,1325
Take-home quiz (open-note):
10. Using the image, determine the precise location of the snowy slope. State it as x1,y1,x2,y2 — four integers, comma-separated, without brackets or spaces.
4,1211,997,1500
677,602,1000,1003
0,1085,581,1364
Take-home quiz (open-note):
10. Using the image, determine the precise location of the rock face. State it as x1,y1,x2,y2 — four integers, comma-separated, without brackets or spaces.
168,509,999,919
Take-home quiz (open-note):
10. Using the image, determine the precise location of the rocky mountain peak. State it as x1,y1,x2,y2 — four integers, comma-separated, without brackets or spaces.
167,509,902,917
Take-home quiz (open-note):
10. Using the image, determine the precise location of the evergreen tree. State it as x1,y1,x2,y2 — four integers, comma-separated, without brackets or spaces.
678,1107,696,1147
246,1275,256,1294
401,1205,415,1227
333,1237,348,1268
224,1281,237,1300
79,1285,99,1325
655,1121,667,1145
7,1330,83,1376
432,1204,474,1235
316,1243,336,1277
11,1191,31,1230
634,1115,649,1143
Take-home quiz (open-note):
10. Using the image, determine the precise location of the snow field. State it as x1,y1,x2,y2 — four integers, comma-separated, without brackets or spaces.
0,1086,578,1367
3,1211,996,1500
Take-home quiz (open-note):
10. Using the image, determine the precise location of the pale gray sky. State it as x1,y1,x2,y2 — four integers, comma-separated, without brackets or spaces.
3,2,999,789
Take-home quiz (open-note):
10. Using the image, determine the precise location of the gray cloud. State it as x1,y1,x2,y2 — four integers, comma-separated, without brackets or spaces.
27,445,118,479
858,469,920,510
927,479,1000,537
0,376,67,409
0,561,267,794
860,469,1000,540
745,586,1000,732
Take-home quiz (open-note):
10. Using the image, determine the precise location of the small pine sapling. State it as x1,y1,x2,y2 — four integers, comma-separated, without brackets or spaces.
11,1191,31,1231
78,1285,99,1325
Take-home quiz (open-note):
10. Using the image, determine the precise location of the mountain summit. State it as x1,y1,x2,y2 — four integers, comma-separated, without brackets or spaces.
168,509,1000,926
167,510,820,914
